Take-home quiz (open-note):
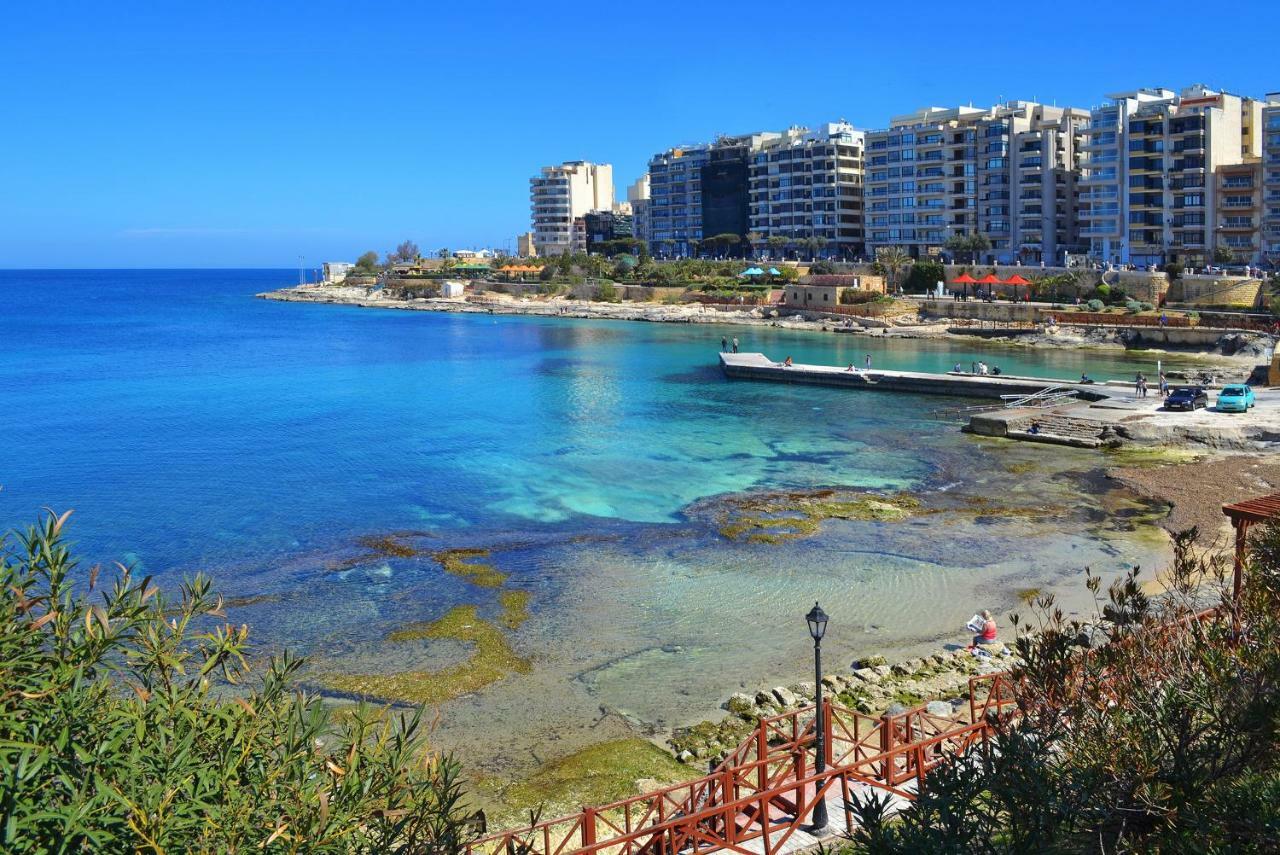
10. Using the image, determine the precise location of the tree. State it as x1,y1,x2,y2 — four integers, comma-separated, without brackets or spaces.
803,236,829,260
354,251,380,273
875,246,911,292
707,233,742,259
1213,245,1235,265
688,239,703,259
390,240,421,264
766,236,788,259
945,232,992,264
0,510,476,853
904,260,946,294
745,232,764,259
436,247,451,259
847,525,1280,852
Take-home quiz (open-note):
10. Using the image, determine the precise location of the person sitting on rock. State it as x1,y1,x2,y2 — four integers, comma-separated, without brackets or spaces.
970,610,998,649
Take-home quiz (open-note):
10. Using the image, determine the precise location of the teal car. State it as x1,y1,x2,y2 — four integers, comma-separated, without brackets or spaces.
1216,384,1255,413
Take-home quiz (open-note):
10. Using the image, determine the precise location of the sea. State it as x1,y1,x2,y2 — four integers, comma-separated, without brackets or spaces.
0,269,1182,769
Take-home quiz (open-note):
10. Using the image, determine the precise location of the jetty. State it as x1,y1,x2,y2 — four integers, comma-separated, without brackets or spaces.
719,352,1109,401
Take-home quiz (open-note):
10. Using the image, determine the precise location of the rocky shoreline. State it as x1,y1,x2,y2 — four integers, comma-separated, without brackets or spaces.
258,285,1266,360
668,644,1018,765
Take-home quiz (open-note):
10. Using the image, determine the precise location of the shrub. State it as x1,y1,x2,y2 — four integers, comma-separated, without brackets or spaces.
1139,301,1154,312
0,511,476,853
1126,300,1143,313
1163,262,1183,281
595,282,620,302
904,261,946,294
846,526,1280,852
1094,283,1110,298
1087,299,1104,312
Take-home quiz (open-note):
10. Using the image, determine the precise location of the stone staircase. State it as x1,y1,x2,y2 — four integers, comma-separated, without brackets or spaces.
1006,412,1110,448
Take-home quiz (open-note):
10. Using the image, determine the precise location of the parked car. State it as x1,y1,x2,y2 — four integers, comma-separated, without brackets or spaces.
1216,384,1256,413
1165,386,1209,411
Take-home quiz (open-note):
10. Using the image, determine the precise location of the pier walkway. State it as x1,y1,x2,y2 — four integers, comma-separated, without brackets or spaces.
719,353,1111,402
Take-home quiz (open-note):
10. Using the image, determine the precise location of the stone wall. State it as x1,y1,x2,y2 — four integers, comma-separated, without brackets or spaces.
1168,276,1264,309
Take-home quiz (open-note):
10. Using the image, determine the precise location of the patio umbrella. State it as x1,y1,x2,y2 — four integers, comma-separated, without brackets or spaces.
977,274,1002,298
740,267,764,277
950,272,978,298
768,268,782,276
1004,274,1032,301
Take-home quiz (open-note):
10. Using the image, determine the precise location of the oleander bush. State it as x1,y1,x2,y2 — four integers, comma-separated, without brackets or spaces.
0,511,476,854
841,527,1280,853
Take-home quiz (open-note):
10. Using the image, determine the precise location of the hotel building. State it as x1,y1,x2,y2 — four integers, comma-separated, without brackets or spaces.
747,122,865,259
529,161,614,257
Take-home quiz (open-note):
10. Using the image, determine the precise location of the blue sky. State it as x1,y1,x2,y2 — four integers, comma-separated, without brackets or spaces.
3,0,1277,268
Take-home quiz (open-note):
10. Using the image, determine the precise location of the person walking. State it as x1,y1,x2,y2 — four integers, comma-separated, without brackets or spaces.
1159,371,1169,397
731,337,739,354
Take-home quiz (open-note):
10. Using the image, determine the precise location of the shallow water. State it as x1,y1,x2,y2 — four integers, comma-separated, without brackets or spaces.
0,270,1184,770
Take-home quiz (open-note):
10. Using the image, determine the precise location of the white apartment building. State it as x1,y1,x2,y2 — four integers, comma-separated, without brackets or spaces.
1081,85,1261,266
529,161,614,257
627,175,651,248
747,122,865,259
865,102,1089,263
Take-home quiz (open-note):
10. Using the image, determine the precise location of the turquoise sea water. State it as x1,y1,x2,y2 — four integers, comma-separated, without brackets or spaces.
0,270,1183,761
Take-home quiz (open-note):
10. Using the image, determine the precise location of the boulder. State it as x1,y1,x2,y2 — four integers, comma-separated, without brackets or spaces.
677,750,694,764
791,681,816,700
855,655,887,669
723,693,756,717
772,686,799,708
851,667,882,684
884,702,909,717
754,689,775,707
871,664,892,678
926,701,953,718
890,661,914,677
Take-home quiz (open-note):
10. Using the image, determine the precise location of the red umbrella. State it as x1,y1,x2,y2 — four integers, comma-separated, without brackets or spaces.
976,274,1002,300
1004,273,1032,302
950,272,978,299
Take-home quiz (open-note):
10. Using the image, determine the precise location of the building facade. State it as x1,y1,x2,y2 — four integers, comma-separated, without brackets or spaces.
646,132,779,257
322,261,353,283
583,210,635,252
865,103,1090,264
627,175,651,249
529,161,614,257
1215,160,1263,264
516,232,536,258
747,122,865,259
1082,86,1261,266
1263,94,1280,266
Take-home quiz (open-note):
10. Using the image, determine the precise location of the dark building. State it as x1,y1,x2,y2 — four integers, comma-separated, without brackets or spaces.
583,210,634,253
700,144,751,244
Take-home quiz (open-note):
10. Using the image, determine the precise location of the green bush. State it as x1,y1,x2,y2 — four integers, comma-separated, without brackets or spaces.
1087,299,1104,312
904,261,946,294
0,511,475,853
1094,283,1110,298
595,282,620,302
1126,300,1143,313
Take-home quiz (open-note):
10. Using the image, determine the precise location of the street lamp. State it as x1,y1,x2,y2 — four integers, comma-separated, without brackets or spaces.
805,602,829,831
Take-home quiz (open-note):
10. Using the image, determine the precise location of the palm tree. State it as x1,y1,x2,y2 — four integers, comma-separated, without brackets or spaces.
876,246,911,292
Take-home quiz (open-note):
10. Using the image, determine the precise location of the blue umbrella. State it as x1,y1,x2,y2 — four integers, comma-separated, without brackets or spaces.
768,267,782,276
740,267,764,276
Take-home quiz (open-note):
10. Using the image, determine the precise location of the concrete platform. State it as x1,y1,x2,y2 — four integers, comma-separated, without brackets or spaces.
720,353,1107,401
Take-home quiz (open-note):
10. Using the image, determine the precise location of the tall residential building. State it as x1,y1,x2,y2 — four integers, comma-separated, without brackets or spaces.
747,122,865,259
865,102,1090,263
1263,94,1280,264
529,161,614,257
647,132,780,257
1082,85,1261,266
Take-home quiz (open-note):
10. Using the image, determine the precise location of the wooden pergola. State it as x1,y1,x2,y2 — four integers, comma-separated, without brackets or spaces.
1221,492,1280,600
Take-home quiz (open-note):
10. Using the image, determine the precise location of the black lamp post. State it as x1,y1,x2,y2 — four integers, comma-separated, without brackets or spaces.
805,601,829,831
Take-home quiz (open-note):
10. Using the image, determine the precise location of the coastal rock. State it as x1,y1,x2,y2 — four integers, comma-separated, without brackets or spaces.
723,693,756,717
754,689,775,708
677,750,694,764
884,702,909,717
926,701,953,718
771,687,799,708
854,655,887,669
791,681,816,700
871,664,892,679
851,667,882,684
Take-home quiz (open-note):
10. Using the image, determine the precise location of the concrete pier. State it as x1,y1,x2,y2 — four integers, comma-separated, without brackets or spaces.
719,353,1107,401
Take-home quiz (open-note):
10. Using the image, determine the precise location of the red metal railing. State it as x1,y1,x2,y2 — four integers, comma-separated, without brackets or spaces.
1047,311,1197,328
465,674,1018,855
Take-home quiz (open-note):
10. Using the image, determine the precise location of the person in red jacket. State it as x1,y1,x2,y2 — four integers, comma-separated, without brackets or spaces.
972,610,997,648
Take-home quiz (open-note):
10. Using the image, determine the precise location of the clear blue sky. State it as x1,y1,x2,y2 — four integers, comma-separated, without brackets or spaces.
3,0,1277,268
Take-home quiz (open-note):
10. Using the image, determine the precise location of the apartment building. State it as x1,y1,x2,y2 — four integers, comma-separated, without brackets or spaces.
865,102,1089,263
1215,161,1263,264
647,132,780,256
747,122,865,259
1264,95,1280,264
1082,85,1261,266
529,161,614,257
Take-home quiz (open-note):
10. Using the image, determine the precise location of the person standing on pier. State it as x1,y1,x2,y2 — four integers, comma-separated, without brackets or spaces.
864,353,872,370
731,337,739,354
721,336,728,352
